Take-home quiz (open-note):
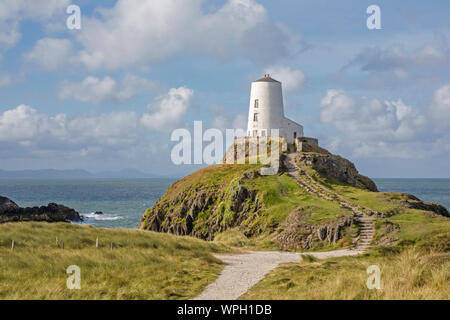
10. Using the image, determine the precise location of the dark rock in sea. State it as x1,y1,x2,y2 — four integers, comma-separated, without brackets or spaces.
0,195,82,223
402,197,449,217
0,196,19,211
95,211,104,215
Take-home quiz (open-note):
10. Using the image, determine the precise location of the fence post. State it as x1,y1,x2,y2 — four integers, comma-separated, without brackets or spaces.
11,240,14,252
96,237,99,248
110,242,114,250
62,241,64,250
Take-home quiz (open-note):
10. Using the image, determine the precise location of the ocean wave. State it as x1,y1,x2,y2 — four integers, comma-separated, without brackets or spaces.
82,212,123,221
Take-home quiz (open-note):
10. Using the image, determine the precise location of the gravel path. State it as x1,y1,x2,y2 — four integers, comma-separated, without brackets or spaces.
194,249,363,300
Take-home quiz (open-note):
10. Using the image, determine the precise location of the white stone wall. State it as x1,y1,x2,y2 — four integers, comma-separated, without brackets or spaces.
282,117,304,144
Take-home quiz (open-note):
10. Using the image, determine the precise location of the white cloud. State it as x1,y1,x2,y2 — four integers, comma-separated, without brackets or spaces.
0,104,66,143
73,0,302,70
349,37,449,72
66,111,140,147
141,87,194,132
340,35,450,89
263,66,306,92
0,0,70,50
59,75,158,104
0,87,194,156
208,104,247,133
429,84,450,124
0,104,142,161
319,86,449,158
24,38,74,70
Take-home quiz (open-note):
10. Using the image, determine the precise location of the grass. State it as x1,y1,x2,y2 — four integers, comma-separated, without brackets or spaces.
240,246,450,300
141,156,352,251
211,172,352,251
305,166,409,214
384,210,450,250
237,165,450,299
0,222,231,300
244,173,349,226
159,163,261,203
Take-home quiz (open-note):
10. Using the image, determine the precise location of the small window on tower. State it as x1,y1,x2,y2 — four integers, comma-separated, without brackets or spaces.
253,113,258,121
254,99,259,108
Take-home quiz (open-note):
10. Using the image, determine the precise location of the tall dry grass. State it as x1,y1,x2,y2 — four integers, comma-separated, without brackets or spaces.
0,222,229,300
241,247,449,300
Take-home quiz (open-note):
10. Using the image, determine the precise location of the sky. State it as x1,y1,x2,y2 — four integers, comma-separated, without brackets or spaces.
0,0,449,178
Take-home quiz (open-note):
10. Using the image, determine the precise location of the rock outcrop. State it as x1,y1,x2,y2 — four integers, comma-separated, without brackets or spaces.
274,208,354,250
296,152,378,192
0,196,19,211
402,196,449,217
0,196,82,223
140,177,261,240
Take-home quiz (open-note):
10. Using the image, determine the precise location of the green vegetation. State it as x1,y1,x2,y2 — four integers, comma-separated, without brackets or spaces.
385,210,450,251
141,160,354,250
245,174,348,226
0,222,230,300
141,147,449,253
241,246,450,300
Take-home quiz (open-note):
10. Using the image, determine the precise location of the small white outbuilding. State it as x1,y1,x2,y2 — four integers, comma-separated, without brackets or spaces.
246,74,303,144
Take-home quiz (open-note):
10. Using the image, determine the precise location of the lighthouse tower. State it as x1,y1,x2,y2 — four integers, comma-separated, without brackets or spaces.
247,74,303,144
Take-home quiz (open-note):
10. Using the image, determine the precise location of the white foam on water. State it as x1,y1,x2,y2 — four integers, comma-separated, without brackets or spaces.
82,212,123,221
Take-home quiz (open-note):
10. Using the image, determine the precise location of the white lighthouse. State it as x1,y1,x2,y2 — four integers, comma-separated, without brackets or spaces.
247,74,303,144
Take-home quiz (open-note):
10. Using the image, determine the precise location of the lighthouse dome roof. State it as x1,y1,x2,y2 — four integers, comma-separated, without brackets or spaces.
254,74,280,83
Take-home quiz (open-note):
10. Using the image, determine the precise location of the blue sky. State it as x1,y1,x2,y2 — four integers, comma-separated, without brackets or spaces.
0,0,449,178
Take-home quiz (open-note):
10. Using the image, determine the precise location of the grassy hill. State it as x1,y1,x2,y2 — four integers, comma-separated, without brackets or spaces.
140,144,449,252
0,222,230,300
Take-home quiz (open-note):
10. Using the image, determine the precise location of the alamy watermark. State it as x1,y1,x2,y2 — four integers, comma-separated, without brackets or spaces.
367,5,381,30
366,265,381,290
66,265,81,290
66,4,81,30
170,121,280,176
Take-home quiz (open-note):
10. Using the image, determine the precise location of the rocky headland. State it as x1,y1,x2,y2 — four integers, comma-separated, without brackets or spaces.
140,141,448,251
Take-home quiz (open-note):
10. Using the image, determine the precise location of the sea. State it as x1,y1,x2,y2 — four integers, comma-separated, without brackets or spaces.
0,178,448,229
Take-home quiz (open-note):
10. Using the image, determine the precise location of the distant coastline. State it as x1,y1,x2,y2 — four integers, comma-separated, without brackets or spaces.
0,168,179,179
